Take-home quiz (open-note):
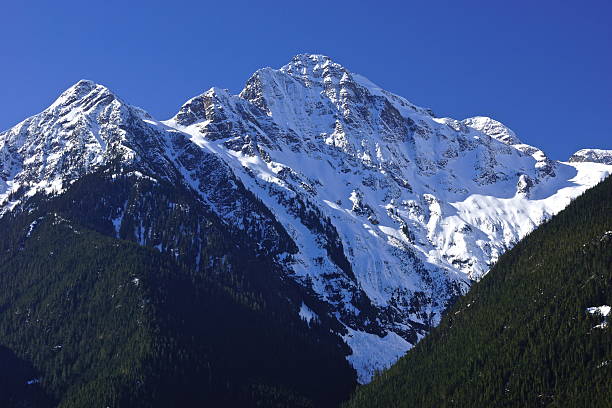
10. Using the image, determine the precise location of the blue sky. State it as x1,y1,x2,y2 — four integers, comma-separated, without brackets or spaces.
1,0,610,159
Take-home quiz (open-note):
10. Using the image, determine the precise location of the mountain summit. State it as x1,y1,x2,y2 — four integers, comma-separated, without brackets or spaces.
1,55,611,383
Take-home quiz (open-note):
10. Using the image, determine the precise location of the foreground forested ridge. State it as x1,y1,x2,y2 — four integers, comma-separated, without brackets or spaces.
346,175,612,407
0,168,356,407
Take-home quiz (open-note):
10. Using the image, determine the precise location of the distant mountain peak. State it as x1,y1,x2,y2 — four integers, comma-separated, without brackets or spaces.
569,148,612,165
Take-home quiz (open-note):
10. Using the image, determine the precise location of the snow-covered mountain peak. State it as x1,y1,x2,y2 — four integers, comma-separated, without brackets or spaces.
171,94,207,127
3,80,132,147
160,56,612,381
238,53,349,118
239,54,435,141
280,53,345,82
168,86,270,145
58,79,98,97
462,116,522,145
284,52,334,65
569,148,612,165
48,79,118,112
0,81,166,211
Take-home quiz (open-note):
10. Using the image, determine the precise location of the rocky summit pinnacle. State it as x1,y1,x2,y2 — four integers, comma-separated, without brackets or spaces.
1,55,611,383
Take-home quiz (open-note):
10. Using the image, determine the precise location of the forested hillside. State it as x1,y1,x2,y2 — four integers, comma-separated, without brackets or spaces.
0,170,356,407
346,175,612,408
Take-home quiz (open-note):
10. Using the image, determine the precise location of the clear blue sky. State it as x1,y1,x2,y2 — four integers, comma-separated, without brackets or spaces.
1,0,610,159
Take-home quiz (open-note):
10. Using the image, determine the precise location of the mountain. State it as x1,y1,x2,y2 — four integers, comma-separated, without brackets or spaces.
1,54,611,387
569,148,612,165
345,174,612,408
0,171,356,407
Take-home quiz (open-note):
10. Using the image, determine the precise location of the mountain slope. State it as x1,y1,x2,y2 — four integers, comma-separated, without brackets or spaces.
1,54,611,381
161,54,612,380
346,175,612,407
0,170,356,407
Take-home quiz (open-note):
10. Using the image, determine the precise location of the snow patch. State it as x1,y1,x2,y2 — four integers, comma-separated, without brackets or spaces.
25,218,43,238
587,305,610,329
343,327,411,384
587,305,611,317
299,302,318,325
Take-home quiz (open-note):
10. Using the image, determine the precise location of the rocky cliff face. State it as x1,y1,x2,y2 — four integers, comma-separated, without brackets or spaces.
1,54,610,382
